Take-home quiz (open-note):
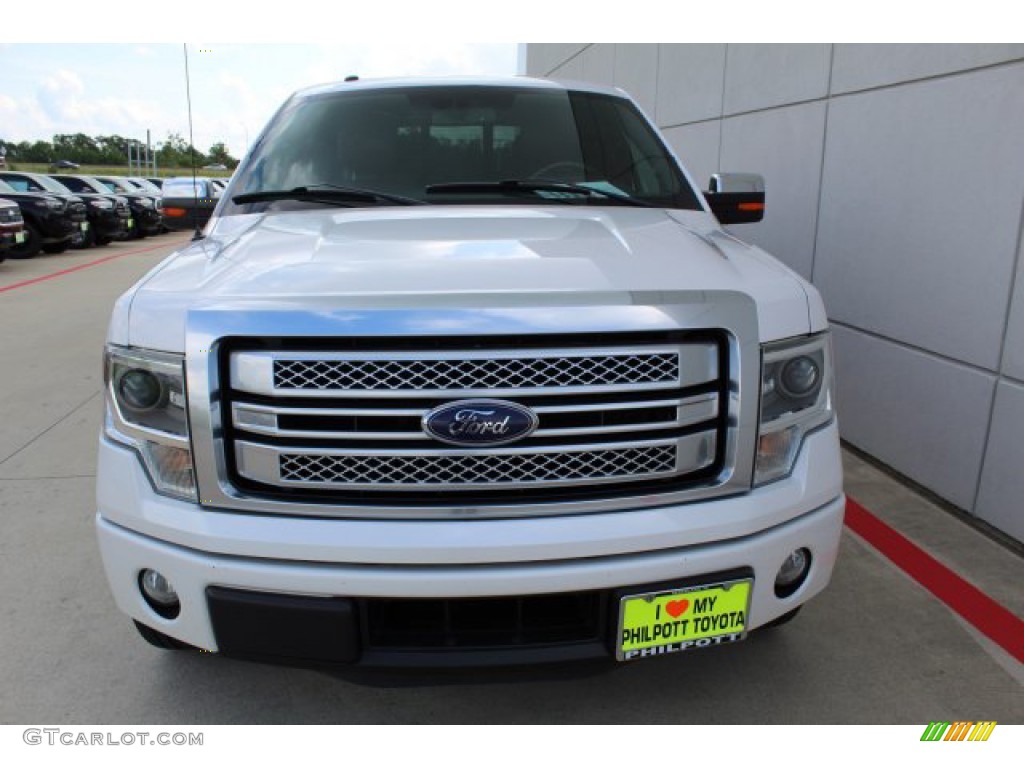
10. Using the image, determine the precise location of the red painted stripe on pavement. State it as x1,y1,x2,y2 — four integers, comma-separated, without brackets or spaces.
0,237,188,294
845,497,1024,663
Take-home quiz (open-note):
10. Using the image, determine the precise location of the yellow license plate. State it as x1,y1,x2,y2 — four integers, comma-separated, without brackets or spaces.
127,218,134,228
617,578,752,661
80,221,89,231
15,231,25,243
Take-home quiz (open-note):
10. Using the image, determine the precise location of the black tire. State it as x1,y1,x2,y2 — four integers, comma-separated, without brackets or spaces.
94,234,112,246
8,223,42,259
762,606,801,630
133,620,194,651
75,225,96,249
42,240,70,254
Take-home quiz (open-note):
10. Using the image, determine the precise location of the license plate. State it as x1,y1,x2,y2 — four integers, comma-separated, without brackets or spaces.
616,578,752,661
15,231,25,243
127,218,134,228
80,221,89,231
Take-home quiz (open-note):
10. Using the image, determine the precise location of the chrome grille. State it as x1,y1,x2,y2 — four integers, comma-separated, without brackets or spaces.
273,353,679,391
225,337,725,504
279,444,678,487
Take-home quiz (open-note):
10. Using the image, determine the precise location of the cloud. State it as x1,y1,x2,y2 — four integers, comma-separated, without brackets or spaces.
33,68,166,140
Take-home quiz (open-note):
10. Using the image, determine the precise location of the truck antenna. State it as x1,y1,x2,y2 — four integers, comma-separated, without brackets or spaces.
183,43,203,241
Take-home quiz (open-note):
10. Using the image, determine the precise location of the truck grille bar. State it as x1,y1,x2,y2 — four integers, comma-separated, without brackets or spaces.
222,335,727,504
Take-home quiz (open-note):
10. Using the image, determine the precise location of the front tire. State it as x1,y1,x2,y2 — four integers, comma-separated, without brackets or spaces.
761,606,801,630
42,240,70,254
8,223,42,258
133,620,195,651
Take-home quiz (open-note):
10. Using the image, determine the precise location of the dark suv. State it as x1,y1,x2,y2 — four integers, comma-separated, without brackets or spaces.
93,176,164,236
0,178,85,257
0,198,26,262
0,171,132,247
51,175,161,238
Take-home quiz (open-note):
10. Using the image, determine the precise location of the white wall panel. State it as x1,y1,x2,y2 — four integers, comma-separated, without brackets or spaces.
832,44,1024,94
655,44,726,127
719,102,826,279
814,65,1024,370
723,44,831,115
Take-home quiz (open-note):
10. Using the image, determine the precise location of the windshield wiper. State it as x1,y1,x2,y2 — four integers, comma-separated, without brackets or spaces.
423,180,654,207
233,183,425,207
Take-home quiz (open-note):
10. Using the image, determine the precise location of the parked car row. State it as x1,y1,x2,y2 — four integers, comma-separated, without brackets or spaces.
0,171,230,260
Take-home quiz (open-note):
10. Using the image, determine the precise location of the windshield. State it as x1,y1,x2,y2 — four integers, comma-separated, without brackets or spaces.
0,179,15,193
32,175,73,194
97,178,136,194
130,178,161,193
226,85,700,213
162,179,208,198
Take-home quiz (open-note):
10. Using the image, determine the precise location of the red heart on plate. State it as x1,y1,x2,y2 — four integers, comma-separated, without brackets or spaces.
665,599,689,618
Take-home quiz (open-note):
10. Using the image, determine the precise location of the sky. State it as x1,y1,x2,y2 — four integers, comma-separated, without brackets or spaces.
0,43,520,160
1,1,993,161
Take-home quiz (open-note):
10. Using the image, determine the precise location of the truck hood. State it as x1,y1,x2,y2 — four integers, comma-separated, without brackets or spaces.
117,206,820,351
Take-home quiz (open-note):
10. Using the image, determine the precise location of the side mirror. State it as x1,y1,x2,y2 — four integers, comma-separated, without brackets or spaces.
704,173,765,224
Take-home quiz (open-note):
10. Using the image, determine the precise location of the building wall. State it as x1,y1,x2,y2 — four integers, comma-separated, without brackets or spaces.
525,44,1024,542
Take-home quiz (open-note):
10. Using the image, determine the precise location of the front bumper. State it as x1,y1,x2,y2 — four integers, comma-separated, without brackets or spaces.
96,423,845,667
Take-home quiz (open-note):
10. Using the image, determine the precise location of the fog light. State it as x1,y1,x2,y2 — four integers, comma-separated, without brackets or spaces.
140,569,180,618
774,548,811,598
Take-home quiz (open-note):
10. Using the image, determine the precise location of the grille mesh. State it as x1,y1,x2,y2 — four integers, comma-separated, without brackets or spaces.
273,354,679,391
279,445,677,486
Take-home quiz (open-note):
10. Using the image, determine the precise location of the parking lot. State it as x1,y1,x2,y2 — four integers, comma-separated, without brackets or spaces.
0,236,1021,724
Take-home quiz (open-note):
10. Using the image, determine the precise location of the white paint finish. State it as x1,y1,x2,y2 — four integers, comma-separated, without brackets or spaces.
97,495,844,650
723,44,831,115
613,44,659,116
975,380,1024,540
831,325,996,510
581,44,615,86
831,43,1024,94
655,44,727,126
719,102,826,280
125,206,814,352
814,64,1024,370
98,425,841,565
1002,220,1024,381
662,121,720,196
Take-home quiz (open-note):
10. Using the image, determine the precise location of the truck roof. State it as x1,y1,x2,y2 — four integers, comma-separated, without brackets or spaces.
293,75,628,101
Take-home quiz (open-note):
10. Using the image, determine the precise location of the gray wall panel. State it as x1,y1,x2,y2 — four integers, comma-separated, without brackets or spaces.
663,122,720,197
723,44,831,115
580,44,615,86
1001,213,1024,381
832,44,1024,94
814,65,1024,370
613,44,659,117
655,44,726,127
719,102,826,280
832,325,995,510
975,380,1024,540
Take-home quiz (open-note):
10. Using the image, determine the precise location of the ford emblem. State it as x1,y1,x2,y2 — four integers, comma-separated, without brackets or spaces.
422,399,539,447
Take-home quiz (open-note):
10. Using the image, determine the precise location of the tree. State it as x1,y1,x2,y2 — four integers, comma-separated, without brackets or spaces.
206,142,238,168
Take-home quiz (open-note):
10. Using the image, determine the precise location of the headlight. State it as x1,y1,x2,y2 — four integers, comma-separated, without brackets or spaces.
754,332,834,486
138,197,154,208
104,345,196,500
36,198,64,210
90,199,113,210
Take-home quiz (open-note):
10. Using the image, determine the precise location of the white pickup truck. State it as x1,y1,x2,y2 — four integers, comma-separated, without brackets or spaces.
97,76,844,670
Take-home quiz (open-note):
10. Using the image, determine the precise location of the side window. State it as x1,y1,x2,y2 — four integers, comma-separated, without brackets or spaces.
2,177,30,192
